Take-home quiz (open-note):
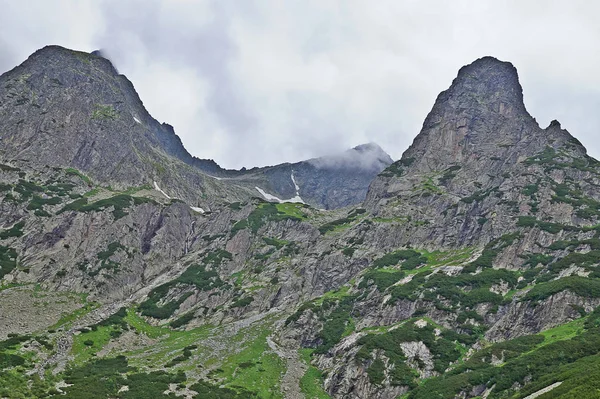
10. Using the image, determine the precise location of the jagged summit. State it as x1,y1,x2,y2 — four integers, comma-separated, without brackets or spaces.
451,56,525,109
367,56,589,210
389,56,580,174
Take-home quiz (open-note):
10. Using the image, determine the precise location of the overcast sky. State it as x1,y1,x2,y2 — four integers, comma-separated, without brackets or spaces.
1,1,599,169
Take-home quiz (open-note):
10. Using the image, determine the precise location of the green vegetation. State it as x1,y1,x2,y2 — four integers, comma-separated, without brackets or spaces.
342,246,355,257
523,145,600,176
263,237,289,249
139,264,226,319
71,308,129,363
460,187,498,204
231,296,254,308
299,349,331,398
85,241,128,276
46,356,185,399
372,249,427,270
228,201,244,210
190,380,257,398
517,216,574,234
0,221,25,239
380,162,405,177
59,194,157,219
232,202,306,235
212,321,284,398
356,320,465,387
462,232,520,272
439,165,461,185
522,183,539,196
314,295,356,354
202,249,233,266
0,163,20,172
318,208,366,234
0,246,18,279
524,146,559,166
418,176,443,194
359,268,405,291
65,168,92,185
408,308,600,399
522,253,554,267
13,179,43,201
169,312,195,329
91,104,119,120
524,276,600,302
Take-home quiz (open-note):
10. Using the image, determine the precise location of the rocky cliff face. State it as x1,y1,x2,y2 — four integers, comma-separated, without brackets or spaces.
2,50,600,399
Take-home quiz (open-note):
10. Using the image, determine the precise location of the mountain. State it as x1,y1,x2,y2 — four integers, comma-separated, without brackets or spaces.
215,142,393,209
0,45,390,211
2,49,600,399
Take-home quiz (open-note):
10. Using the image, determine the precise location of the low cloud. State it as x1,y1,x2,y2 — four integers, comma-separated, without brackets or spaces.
308,143,393,172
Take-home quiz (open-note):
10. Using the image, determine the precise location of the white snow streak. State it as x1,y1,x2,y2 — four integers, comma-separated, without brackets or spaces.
255,187,305,204
255,187,283,202
291,171,300,192
133,116,141,124
153,181,206,214
153,181,171,199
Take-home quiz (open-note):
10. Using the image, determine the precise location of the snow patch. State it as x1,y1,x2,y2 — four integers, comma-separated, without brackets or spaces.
133,116,141,124
154,181,206,214
255,187,283,202
255,187,305,204
153,181,171,199
205,174,222,180
291,171,300,191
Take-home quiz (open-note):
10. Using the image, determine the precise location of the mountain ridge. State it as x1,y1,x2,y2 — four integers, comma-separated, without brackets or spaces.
0,45,392,210
2,49,600,399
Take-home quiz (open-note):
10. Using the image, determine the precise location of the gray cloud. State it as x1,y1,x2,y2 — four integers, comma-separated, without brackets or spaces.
0,1,599,168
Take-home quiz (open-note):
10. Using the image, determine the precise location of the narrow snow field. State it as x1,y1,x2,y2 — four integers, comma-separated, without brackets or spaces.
255,187,283,202
291,171,300,191
255,187,305,204
523,382,563,399
153,181,171,199
190,206,205,213
133,116,141,124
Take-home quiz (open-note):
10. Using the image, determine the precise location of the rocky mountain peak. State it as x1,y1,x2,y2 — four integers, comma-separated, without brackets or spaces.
406,56,536,172
367,56,588,210
449,56,525,112
24,45,118,77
